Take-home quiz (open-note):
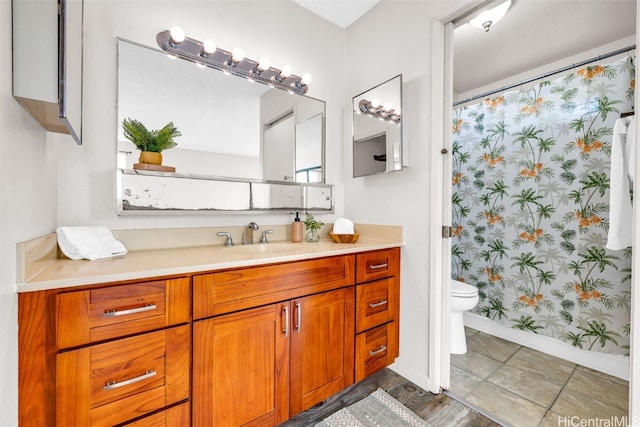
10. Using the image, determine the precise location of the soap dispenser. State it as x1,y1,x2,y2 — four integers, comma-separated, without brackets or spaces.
291,212,303,242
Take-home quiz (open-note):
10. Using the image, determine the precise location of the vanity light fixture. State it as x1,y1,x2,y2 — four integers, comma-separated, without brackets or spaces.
469,0,512,32
157,28,311,95
357,98,401,124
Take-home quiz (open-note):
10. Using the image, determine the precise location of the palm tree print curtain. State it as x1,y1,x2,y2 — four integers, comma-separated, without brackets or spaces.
452,55,634,355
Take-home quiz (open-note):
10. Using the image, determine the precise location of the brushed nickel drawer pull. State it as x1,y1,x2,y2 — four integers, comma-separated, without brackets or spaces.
104,303,157,317
282,305,289,337
368,345,387,356
369,299,388,308
104,369,157,391
369,262,388,270
295,302,301,332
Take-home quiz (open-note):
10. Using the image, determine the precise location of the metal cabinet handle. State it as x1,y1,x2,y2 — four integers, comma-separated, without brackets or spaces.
369,299,388,308
103,303,156,317
282,305,289,337
368,345,387,356
369,262,388,270
294,302,301,332
104,369,156,391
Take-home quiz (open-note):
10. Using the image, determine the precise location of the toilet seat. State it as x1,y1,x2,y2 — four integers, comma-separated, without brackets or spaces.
450,280,478,297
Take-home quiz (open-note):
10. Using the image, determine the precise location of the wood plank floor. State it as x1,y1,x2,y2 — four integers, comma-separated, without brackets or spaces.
282,368,502,426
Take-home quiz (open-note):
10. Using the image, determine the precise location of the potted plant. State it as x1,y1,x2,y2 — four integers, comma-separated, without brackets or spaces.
303,212,324,242
122,117,181,167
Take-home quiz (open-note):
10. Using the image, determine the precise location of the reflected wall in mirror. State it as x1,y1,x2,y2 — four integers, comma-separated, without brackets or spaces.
352,75,403,178
117,38,326,184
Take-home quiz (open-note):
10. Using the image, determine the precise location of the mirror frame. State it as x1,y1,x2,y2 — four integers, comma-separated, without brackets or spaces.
352,74,404,178
115,38,332,214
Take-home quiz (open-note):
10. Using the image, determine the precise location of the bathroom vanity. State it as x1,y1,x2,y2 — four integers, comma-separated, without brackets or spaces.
17,238,400,426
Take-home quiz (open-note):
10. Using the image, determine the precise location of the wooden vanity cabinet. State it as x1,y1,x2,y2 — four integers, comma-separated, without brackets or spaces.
18,277,191,427
19,246,400,427
192,255,356,426
354,248,400,381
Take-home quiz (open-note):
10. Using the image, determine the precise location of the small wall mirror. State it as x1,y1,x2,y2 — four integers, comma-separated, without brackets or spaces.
352,75,403,177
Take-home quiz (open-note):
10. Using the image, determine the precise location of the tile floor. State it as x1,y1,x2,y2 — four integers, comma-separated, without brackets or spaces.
447,328,629,427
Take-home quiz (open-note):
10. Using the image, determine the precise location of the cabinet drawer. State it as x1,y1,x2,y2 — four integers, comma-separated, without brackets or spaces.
355,248,400,284
121,402,190,426
193,255,355,318
56,325,190,427
356,277,398,333
355,322,399,382
56,278,190,349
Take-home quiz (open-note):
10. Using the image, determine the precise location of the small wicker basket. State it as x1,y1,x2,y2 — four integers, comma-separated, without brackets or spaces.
329,232,360,243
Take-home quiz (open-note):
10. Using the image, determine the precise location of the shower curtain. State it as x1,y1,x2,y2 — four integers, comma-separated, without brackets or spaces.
452,55,634,355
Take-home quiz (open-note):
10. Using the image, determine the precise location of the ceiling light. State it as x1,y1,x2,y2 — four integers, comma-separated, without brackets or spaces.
469,0,512,32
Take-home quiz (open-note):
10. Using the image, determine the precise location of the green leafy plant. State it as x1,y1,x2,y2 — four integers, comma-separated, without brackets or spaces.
303,212,324,232
122,118,181,152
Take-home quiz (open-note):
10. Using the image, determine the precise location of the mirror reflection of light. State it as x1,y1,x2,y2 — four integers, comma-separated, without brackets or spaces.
196,62,206,69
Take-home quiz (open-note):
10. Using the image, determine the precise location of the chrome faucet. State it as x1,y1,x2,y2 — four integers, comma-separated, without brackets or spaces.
217,231,234,246
260,229,274,243
242,222,260,245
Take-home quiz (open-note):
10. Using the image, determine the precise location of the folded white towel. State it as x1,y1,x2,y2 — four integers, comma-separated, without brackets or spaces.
57,226,128,261
333,218,355,235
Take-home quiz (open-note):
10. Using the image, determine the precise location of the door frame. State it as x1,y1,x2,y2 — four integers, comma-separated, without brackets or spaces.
430,2,640,418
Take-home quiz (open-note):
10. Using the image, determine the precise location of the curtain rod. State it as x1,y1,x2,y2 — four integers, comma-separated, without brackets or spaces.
453,45,636,107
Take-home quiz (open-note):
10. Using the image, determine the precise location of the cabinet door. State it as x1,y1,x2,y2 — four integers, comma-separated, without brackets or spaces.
193,303,290,427
289,287,355,416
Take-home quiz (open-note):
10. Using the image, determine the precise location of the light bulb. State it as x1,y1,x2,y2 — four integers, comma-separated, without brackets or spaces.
280,65,292,78
202,39,216,55
371,98,380,108
395,106,401,115
383,102,393,111
169,27,185,44
231,48,245,63
258,58,271,71
301,73,312,85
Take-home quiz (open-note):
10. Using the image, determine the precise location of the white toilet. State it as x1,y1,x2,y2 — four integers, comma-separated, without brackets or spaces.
449,279,479,354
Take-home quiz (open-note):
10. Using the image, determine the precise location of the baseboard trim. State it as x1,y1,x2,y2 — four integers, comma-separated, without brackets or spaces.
464,312,629,380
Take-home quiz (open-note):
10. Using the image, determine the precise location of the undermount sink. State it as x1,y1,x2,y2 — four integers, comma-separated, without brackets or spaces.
223,242,302,256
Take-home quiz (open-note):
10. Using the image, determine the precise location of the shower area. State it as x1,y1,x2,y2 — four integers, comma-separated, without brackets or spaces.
451,52,635,366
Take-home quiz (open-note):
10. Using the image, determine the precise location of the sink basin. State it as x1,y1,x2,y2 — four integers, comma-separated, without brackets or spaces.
223,242,301,256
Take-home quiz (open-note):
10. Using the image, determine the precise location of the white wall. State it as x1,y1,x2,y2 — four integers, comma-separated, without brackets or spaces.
1,1,59,425
344,1,461,389
55,0,346,228
4,1,346,425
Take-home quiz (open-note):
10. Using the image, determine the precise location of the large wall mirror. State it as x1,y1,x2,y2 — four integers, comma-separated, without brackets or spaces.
116,38,331,213
352,75,403,177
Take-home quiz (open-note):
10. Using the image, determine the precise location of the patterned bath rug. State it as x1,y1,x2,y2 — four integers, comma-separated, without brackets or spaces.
315,388,432,427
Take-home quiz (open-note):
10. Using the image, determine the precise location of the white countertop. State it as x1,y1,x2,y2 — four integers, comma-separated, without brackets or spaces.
19,237,402,293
